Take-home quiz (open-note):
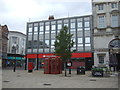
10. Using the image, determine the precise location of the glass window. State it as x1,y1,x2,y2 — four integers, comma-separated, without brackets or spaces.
78,22,82,28
58,24,62,29
45,40,49,48
39,40,44,48
51,21,56,24
39,32,44,34
33,49,37,53
71,31,76,37
77,18,82,22
85,37,90,43
51,25,55,30
51,40,55,45
28,27,32,32
98,55,104,64
64,19,69,23
34,27,38,32
98,15,106,28
77,31,83,37
45,31,49,34
28,35,32,40
33,34,38,40
84,17,90,21
111,14,118,27
70,19,75,22
85,31,90,36
12,36,17,44
45,34,49,39
57,20,62,24
78,45,83,51
85,45,91,51
98,4,104,10
71,29,75,31
40,26,44,31
51,31,55,33
27,49,32,53
78,38,83,44
71,23,75,28
84,28,90,31
84,21,89,27
111,3,117,8
72,38,76,43
45,25,49,30
85,44,91,46
77,28,82,31
40,22,44,26
39,49,43,53
64,23,68,27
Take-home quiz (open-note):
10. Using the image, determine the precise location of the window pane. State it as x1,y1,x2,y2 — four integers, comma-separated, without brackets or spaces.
51,40,55,45
78,38,83,43
99,56,104,64
98,4,103,10
28,27,32,32
84,21,89,27
85,31,90,36
111,3,117,8
45,40,49,48
45,25,49,30
58,24,62,29
78,22,82,28
70,19,75,22
64,23,68,27
40,26,44,31
71,23,75,28
27,49,32,53
85,37,90,43
111,15,118,27
51,25,55,30
34,27,38,32
84,28,90,31
98,15,105,28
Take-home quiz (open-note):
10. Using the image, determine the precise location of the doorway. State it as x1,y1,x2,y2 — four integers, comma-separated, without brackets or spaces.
116,54,120,71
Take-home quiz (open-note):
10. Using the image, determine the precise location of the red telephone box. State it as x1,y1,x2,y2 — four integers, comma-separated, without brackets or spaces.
28,62,34,73
44,57,62,74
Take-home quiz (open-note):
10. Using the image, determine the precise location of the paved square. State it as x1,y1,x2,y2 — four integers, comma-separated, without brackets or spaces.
1,69,118,88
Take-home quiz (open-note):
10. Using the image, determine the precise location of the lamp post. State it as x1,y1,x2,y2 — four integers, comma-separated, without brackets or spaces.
12,45,16,72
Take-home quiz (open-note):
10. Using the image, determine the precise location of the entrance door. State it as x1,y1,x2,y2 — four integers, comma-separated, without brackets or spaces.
116,54,120,71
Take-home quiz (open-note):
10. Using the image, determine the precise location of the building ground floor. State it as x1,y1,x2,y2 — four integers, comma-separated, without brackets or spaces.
2,54,25,68
25,52,94,71
94,37,120,71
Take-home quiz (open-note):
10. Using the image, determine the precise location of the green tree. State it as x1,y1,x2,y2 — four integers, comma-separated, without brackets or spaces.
54,26,74,76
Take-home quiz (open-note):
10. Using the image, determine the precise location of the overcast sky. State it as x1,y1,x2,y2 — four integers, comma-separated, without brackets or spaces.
0,0,92,34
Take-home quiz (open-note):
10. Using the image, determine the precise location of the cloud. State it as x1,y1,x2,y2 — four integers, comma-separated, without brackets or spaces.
0,0,92,34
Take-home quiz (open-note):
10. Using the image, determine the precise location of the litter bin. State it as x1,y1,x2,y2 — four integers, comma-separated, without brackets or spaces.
77,66,85,75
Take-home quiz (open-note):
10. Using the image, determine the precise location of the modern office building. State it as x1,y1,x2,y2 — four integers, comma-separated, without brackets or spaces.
0,25,9,67
7,31,26,67
92,0,120,71
26,15,93,70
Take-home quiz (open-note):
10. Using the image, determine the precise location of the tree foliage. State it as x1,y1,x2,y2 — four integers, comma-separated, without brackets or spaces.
54,26,74,62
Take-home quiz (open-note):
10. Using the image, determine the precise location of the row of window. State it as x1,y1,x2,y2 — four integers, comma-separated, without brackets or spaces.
98,3,118,10
28,21,90,33
98,14,119,28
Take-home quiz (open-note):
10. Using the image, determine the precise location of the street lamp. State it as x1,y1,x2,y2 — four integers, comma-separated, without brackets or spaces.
12,45,17,72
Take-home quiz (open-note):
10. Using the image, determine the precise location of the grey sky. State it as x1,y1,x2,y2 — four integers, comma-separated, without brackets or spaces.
0,0,92,34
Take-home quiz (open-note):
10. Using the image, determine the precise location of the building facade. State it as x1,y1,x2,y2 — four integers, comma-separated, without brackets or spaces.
0,25,9,67
7,31,26,67
26,15,93,70
92,0,120,71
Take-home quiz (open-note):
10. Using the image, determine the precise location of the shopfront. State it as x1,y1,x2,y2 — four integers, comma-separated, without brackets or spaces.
26,52,93,70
